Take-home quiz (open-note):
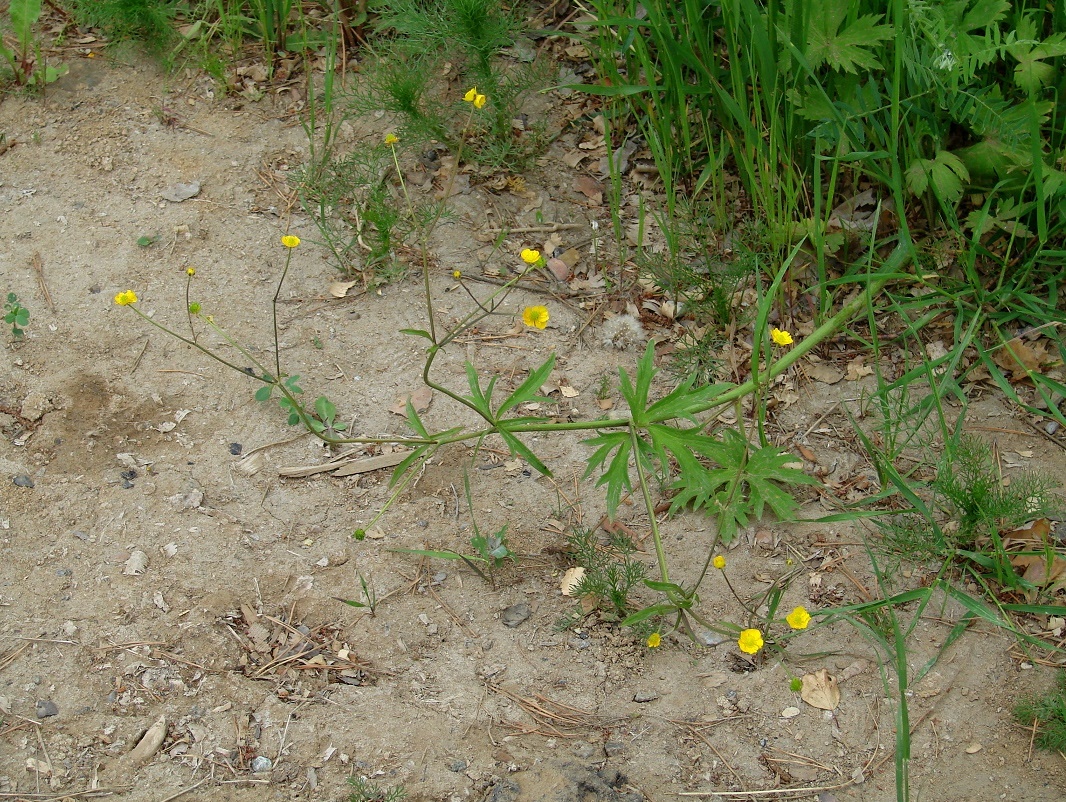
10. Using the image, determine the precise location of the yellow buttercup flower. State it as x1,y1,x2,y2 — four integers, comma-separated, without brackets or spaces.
186,267,196,276
713,555,726,570
464,87,478,103
281,235,300,248
453,270,462,279
114,290,138,306
385,133,399,145
474,93,487,109
738,628,764,655
786,606,811,630
771,327,793,346
646,632,661,648
520,248,541,264
522,305,549,330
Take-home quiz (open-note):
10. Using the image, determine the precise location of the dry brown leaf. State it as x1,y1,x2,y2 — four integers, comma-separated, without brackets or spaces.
800,668,840,711
560,384,580,398
994,337,1048,380
574,174,604,204
561,149,589,169
1011,553,1066,593
807,362,844,385
546,257,570,281
561,566,585,596
329,279,360,298
846,357,874,381
597,397,614,410
389,386,433,415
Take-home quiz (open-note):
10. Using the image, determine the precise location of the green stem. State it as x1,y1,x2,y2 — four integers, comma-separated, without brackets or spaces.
273,247,295,383
629,423,669,584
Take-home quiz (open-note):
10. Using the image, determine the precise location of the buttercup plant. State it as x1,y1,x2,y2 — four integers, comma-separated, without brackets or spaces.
116,51,916,644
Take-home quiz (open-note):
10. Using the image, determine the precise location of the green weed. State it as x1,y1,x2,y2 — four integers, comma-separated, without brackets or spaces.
392,471,515,588
1,0,68,86
348,775,406,802
566,526,647,620
4,293,29,340
1015,671,1066,753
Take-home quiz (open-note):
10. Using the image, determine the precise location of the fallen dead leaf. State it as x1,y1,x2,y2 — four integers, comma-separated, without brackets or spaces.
800,668,840,711
389,386,433,416
807,362,844,385
994,337,1049,380
965,743,983,754
330,279,360,298
846,357,874,381
575,174,603,204
561,566,585,596
546,257,570,281
597,398,614,410
560,384,580,398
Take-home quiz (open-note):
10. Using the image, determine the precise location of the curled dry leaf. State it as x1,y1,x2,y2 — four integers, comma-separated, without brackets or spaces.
800,668,840,711
128,716,168,764
560,566,585,596
123,550,149,576
329,279,360,298
994,337,1048,381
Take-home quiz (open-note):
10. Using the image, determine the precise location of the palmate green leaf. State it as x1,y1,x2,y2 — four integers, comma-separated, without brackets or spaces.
497,354,555,416
583,430,633,516
464,362,497,417
905,151,970,203
619,342,657,426
498,427,550,476
804,0,893,74
667,428,817,543
1008,16,1066,94
645,379,736,424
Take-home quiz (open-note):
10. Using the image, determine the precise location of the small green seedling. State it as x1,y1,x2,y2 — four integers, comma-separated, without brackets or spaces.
392,471,515,586
4,293,29,339
137,234,159,247
334,573,378,615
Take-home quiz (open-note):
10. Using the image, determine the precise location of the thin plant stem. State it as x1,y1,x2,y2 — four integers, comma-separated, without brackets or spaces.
273,245,295,382
629,423,669,585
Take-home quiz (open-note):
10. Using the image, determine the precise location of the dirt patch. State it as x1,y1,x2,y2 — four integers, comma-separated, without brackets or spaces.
0,55,1065,802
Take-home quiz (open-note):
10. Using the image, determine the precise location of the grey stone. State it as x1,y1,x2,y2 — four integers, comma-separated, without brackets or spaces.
500,603,532,628
480,761,644,802
12,475,34,488
249,755,272,773
35,699,58,718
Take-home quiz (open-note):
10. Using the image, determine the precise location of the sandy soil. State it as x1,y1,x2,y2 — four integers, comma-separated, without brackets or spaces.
1,53,1065,802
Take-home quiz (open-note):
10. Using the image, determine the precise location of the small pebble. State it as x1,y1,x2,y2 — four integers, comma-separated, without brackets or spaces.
249,756,273,773
12,475,34,488
448,759,468,772
604,741,624,757
1047,421,1060,435
633,691,660,703
229,443,243,455
500,603,532,628
35,699,59,718
572,741,597,759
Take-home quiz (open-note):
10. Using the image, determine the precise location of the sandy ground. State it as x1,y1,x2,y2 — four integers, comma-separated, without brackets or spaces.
1,53,1065,802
